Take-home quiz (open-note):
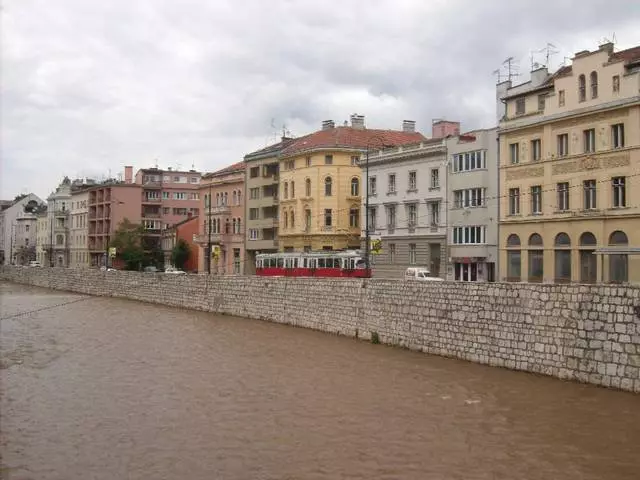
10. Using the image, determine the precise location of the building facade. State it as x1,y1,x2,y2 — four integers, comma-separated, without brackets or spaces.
36,178,73,267
0,194,43,265
365,137,447,278
197,162,245,274
446,128,499,282
244,138,297,273
69,187,90,268
498,42,640,283
277,115,426,254
161,215,200,272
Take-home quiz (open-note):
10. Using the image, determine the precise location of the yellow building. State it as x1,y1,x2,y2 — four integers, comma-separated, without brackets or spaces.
498,43,640,283
277,116,425,251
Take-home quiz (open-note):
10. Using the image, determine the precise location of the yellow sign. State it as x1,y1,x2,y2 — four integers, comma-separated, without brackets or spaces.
211,246,220,258
370,239,382,255
108,247,117,258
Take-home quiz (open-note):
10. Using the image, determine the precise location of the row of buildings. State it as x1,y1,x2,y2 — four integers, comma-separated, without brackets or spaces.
2,41,638,283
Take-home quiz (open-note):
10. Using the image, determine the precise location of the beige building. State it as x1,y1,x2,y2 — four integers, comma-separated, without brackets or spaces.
70,187,90,268
498,43,640,283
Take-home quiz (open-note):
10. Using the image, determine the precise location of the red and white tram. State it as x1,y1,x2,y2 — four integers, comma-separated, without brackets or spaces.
255,250,371,278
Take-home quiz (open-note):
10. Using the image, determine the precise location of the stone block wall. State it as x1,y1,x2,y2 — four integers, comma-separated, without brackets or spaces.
2,266,639,393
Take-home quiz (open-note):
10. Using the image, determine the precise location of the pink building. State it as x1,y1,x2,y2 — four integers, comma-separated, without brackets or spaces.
196,162,245,274
87,183,142,267
133,166,202,250
431,119,460,138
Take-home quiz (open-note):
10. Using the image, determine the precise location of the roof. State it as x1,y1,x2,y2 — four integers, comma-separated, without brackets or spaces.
280,127,427,157
164,214,199,232
244,137,301,160
610,45,640,63
204,161,245,179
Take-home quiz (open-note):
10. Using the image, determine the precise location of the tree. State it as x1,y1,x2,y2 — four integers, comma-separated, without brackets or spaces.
110,219,145,270
15,245,36,265
171,239,190,270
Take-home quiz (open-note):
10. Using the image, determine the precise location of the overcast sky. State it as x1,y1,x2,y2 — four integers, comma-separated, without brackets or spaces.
2,0,639,201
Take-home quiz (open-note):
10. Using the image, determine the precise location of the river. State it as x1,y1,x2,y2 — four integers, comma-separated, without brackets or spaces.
1,282,639,479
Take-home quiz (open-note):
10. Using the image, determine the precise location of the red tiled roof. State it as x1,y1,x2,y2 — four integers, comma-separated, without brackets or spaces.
280,127,427,157
205,161,245,178
244,137,301,159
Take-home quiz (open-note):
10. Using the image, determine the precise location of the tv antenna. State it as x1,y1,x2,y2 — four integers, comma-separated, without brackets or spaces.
539,43,558,68
502,57,520,83
492,68,506,84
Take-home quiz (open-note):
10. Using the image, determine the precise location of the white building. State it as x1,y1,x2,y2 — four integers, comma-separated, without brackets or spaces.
36,178,72,267
445,128,499,281
363,134,448,278
70,187,90,268
0,194,44,265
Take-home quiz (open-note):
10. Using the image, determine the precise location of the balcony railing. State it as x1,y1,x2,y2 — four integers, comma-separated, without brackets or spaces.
142,197,162,204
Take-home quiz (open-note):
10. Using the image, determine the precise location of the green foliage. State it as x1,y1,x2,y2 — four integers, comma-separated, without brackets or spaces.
110,219,145,271
371,331,380,344
171,239,190,270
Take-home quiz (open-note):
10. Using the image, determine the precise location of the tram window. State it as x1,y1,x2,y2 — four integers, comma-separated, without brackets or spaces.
318,258,325,268
277,258,284,267
333,258,340,268
302,258,307,268
292,258,298,268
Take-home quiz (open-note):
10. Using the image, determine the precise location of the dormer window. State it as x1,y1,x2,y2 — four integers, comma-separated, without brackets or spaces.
590,71,598,99
578,74,586,102
515,98,525,115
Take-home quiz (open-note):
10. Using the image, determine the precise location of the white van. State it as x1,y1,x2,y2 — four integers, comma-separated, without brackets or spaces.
404,267,444,282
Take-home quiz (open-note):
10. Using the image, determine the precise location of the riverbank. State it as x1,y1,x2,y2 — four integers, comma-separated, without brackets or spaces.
1,266,639,393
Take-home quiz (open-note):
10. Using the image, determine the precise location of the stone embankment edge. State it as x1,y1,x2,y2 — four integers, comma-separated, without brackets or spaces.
1,266,639,394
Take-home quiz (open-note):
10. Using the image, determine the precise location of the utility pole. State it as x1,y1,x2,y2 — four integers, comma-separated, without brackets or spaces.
207,182,212,274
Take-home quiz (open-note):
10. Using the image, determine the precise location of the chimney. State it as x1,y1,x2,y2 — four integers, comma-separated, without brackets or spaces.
124,166,133,184
402,120,416,133
321,120,335,130
496,80,511,123
350,114,365,130
432,119,460,138
599,42,614,55
530,66,548,88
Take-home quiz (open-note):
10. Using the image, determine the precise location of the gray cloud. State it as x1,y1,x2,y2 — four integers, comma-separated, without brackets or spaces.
2,0,639,199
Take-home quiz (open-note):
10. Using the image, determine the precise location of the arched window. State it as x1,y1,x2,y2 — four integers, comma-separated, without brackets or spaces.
223,192,228,205
305,178,311,197
232,191,237,205
237,190,242,205
225,218,230,234
284,208,288,229
304,208,311,231
554,232,571,283
506,234,521,282
235,218,242,234
56,234,64,246
216,193,220,206
590,71,598,99
291,181,295,198
351,177,360,196
290,209,295,229
232,218,237,233
528,233,543,282
216,218,221,233
284,182,288,199
325,177,332,196
578,74,586,102
579,232,597,283
609,230,628,283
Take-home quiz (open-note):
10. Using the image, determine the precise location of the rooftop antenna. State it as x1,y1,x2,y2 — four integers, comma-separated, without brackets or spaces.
492,68,506,84
540,42,558,68
502,57,520,83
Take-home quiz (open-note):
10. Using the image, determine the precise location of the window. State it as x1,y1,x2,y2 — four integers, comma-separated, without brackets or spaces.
369,176,377,195
324,155,333,165
250,188,260,199
350,177,360,196
429,202,440,227
452,150,486,172
538,94,545,111
367,207,377,231
285,160,295,170
612,177,626,207
557,134,569,156
515,98,525,115
579,232,597,284
612,123,625,148
305,178,311,197
530,185,542,214
408,171,417,190
25,225,30,232
508,188,520,215
349,208,359,228
583,180,596,210
249,208,259,220
430,169,440,188
407,204,417,227
590,71,598,99
454,188,485,208
324,209,332,227
409,244,416,264
306,156,312,167
386,205,396,230
388,174,396,193
173,192,186,200
324,177,332,196
388,243,396,263
557,182,570,211
554,233,571,283
283,182,288,199
528,233,544,282
283,210,288,228
304,209,311,231
250,167,259,178
452,226,486,245
291,181,295,198
609,231,628,283
558,89,565,106
583,128,595,153
232,191,237,205
290,210,295,228
506,234,521,282
351,155,359,166
578,74,586,102
509,143,520,164
612,75,620,93
162,192,170,200
531,139,541,161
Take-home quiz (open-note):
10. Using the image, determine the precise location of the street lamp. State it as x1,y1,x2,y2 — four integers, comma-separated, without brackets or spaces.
364,136,392,271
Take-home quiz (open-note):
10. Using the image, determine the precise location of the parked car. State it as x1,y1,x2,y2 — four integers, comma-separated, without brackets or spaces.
404,267,444,282
28,261,42,267
164,266,186,275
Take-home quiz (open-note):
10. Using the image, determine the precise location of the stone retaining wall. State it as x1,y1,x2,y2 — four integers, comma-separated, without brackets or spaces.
2,266,639,393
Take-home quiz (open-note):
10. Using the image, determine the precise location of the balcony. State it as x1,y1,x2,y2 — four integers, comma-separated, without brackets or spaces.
142,197,162,204
142,211,162,219
142,181,162,189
